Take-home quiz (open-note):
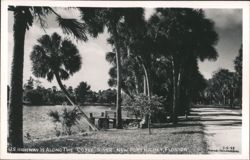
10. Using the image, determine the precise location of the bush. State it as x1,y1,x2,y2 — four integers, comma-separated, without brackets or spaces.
123,94,166,134
48,108,82,135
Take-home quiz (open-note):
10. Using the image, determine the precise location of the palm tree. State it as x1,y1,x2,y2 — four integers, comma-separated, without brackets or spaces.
30,32,98,131
105,51,143,99
210,69,237,107
148,8,218,124
80,8,144,129
8,6,87,148
234,45,242,106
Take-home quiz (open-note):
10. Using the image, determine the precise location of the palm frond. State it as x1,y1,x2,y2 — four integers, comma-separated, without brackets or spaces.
108,67,117,78
51,33,62,52
108,78,117,87
79,8,106,37
32,7,52,30
59,69,70,80
37,34,51,53
47,71,54,82
30,45,50,78
48,110,61,123
105,52,116,64
60,39,82,74
57,17,88,41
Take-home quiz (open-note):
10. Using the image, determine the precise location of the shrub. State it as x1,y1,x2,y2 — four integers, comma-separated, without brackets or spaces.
48,108,82,135
123,94,165,134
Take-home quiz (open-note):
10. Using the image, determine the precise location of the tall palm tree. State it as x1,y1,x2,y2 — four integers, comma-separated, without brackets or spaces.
8,6,87,148
30,32,98,131
148,8,218,124
80,8,144,129
106,52,143,99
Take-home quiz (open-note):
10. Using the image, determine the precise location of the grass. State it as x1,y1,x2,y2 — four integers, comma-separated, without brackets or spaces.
24,119,207,154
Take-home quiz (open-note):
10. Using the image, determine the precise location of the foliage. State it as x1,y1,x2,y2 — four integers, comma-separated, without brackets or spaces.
23,77,34,90
30,32,82,82
25,90,44,105
74,81,91,104
97,89,116,104
202,68,240,107
22,77,116,105
234,45,242,103
48,108,82,135
80,7,145,129
123,94,165,119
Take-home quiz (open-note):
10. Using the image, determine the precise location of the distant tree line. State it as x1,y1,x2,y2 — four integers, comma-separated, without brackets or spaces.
200,45,242,107
8,77,116,106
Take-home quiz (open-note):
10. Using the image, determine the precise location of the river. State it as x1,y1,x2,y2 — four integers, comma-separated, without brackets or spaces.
23,105,124,142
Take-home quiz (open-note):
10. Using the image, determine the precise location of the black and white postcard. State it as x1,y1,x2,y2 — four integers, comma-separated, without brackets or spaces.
1,0,249,159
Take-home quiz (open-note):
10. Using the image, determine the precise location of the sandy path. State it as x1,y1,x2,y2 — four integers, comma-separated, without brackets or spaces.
192,106,242,154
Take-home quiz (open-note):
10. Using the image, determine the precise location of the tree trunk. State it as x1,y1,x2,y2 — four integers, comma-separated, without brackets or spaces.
8,9,27,148
170,56,177,124
110,25,122,129
230,88,235,108
54,72,98,131
142,63,151,98
141,63,152,134
175,70,181,124
134,71,139,94
222,93,226,105
143,76,147,95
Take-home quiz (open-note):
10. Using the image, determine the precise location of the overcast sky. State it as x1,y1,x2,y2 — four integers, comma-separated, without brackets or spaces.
8,8,242,91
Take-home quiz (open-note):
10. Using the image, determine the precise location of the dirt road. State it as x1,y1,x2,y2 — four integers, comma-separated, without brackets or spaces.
192,106,242,154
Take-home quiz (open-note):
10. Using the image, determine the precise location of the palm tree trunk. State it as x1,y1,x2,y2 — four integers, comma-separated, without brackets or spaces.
141,63,152,134
175,70,181,124
230,88,235,108
54,72,98,131
111,25,123,129
143,76,147,95
222,93,226,105
133,71,139,94
170,56,177,124
142,64,151,98
8,9,27,148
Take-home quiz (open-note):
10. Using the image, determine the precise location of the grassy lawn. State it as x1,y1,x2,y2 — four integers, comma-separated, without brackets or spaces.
24,119,207,154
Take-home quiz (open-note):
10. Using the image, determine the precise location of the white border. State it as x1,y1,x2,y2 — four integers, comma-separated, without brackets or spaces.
1,1,249,160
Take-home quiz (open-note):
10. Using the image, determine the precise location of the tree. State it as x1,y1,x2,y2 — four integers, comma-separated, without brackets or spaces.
209,69,237,107
23,76,34,90
80,8,144,129
25,90,44,105
234,45,242,106
234,45,242,80
105,52,143,99
30,32,98,131
8,6,87,148
74,81,91,104
123,94,164,134
148,8,218,124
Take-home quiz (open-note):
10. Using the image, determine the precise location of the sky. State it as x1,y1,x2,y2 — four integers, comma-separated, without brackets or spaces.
7,8,242,91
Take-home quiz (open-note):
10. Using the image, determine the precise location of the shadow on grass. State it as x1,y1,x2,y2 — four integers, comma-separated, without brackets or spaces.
200,113,242,116
151,122,202,129
26,137,99,149
193,105,242,110
171,130,204,135
210,121,242,127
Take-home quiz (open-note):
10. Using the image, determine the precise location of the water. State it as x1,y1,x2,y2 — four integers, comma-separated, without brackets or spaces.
23,105,117,142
